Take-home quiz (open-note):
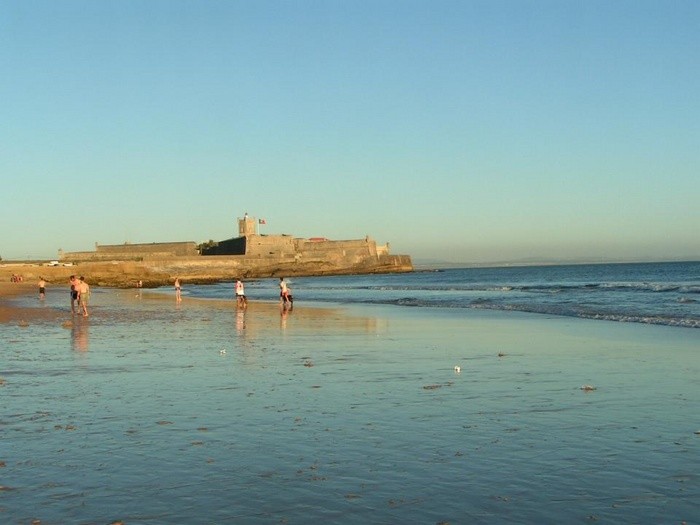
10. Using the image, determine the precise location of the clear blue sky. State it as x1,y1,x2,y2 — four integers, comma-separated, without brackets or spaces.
2,0,698,263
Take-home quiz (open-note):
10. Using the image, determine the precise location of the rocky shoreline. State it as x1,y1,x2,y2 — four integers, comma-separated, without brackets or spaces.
0,256,413,289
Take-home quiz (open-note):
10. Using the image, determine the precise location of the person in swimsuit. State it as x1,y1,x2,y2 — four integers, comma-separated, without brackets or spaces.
286,284,293,308
174,277,182,303
39,277,46,300
78,276,90,317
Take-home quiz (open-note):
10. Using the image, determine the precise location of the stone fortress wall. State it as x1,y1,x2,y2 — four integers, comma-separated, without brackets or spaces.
60,237,388,263
58,215,413,279
60,241,200,262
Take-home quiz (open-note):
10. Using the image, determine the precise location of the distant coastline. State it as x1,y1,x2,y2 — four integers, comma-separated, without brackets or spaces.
414,256,700,270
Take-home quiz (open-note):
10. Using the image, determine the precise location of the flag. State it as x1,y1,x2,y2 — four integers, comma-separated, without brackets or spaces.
259,218,266,225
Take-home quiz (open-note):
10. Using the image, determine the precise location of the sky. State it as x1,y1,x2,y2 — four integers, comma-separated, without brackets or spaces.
1,0,698,264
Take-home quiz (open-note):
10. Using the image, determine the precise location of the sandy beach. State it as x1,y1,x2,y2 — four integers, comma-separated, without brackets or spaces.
1,283,698,523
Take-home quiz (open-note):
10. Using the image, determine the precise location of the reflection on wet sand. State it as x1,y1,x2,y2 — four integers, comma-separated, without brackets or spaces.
235,308,246,334
71,320,89,352
280,303,292,329
2,282,700,524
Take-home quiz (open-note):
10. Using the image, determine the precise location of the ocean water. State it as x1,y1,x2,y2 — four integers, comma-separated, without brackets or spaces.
2,263,699,523
184,261,700,328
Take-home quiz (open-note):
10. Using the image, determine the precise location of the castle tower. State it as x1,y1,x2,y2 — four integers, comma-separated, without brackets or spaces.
238,213,256,236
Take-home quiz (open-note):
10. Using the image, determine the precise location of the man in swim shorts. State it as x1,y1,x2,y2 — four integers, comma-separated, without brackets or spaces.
78,276,90,317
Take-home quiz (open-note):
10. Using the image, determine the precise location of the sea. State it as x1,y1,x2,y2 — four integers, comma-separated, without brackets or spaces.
182,261,700,329
3,260,699,523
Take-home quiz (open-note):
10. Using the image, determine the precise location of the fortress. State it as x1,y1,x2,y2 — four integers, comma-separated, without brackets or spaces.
58,215,413,284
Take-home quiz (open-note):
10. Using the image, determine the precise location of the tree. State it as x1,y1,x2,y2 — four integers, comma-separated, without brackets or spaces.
197,240,218,252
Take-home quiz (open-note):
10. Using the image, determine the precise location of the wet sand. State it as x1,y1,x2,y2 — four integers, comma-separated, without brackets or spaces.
0,282,67,324
1,285,698,523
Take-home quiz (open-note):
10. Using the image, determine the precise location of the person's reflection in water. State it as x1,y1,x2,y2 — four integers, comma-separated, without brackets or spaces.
71,320,89,352
280,305,292,330
233,308,257,364
236,309,246,335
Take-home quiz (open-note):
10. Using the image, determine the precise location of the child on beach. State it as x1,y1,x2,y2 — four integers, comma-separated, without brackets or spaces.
235,279,247,308
69,275,79,314
279,277,292,308
39,277,46,300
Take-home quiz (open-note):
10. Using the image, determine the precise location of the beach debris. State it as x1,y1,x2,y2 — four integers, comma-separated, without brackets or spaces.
0,377,5,387
61,320,73,329
54,423,77,431
423,381,455,390
18,319,29,327
498,352,506,357
304,359,314,367
388,497,423,508
580,384,597,392
454,365,461,373
156,420,173,425
219,349,227,355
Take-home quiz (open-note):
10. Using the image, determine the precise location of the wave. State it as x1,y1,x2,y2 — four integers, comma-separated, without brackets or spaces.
315,296,700,328
184,264,700,329
311,282,700,295
467,302,700,329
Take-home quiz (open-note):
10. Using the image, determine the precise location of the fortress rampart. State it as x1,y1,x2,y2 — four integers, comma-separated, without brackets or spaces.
96,241,199,256
61,241,199,262
58,216,412,284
